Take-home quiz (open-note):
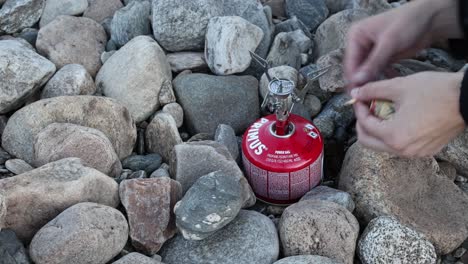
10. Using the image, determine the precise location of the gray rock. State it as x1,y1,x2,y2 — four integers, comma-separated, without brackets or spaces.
159,80,177,106
0,158,119,242
145,112,182,162
279,200,359,264
167,52,208,73
33,123,122,177
39,0,88,27
273,255,342,264
41,64,96,99
173,73,260,134
120,178,182,255
303,94,322,118
339,143,468,254
175,170,247,240
162,103,184,128
29,202,128,264
438,161,457,181
0,147,11,165
274,17,311,39
150,167,170,178
267,30,312,69
300,64,333,102
101,50,116,64
110,0,151,48
215,124,239,161
14,27,38,46
205,16,264,75
188,133,213,142
314,9,369,59
0,40,56,114
101,17,112,36
0,229,31,264
2,96,136,164
223,0,273,60
264,0,286,18
418,48,466,72
352,0,391,15
259,66,298,99
300,186,355,212
436,129,468,177
116,169,133,183
160,210,279,264
96,36,172,122
113,253,163,264
358,216,437,264
170,141,256,208
4,159,33,175
317,49,345,92
323,0,354,14
83,0,123,23
122,154,162,174
152,0,224,52
0,0,44,34
285,0,328,31
36,15,107,77
313,93,354,139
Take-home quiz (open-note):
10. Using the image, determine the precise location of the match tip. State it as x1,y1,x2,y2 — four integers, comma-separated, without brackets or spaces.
344,98,357,106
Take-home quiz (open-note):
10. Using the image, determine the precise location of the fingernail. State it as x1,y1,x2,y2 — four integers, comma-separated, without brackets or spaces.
353,71,368,84
351,88,358,98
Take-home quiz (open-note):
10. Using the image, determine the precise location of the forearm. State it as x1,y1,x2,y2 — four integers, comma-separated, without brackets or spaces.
426,0,463,40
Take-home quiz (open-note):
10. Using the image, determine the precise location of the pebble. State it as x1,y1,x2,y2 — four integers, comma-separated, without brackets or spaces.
122,154,163,174
273,255,342,264
166,52,208,72
300,186,355,212
162,103,184,128
150,167,170,178
0,0,44,34
113,253,163,264
317,48,346,92
5,159,33,175
453,247,467,258
215,124,239,161
110,0,151,48
129,170,147,179
274,16,311,39
41,64,96,99
267,30,312,69
285,0,328,31
39,0,88,27
145,112,183,162
456,175,468,183
14,28,38,46
303,94,322,118
83,0,123,23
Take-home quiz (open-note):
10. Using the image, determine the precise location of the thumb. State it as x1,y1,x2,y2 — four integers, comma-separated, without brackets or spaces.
352,79,399,102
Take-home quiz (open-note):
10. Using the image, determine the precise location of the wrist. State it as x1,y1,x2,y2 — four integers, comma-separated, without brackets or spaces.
427,0,463,41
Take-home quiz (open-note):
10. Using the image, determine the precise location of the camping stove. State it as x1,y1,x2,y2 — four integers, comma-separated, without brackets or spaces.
241,67,325,205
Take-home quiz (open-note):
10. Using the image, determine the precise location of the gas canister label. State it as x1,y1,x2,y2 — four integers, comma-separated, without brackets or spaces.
246,118,269,155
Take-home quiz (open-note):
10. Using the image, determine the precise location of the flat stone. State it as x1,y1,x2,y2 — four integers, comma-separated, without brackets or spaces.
0,158,119,242
273,255,342,264
162,103,184,128
29,202,128,264
175,170,247,240
152,0,224,52
0,229,31,264
113,253,163,264
36,15,107,77
160,210,279,264
259,65,298,99
358,216,437,264
122,154,162,174
83,0,123,23
4,159,33,175
39,0,88,27
145,112,182,162
339,143,468,254
110,0,151,48
205,16,263,75
437,129,468,177
33,123,122,177
317,49,345,92
120,178,182,255
300,186,355,212
215,124,239,161
41,64,96,99
279,200,359,264
285,0,328,31
173,73,260,134
0,0,44,34
314,9,368,59
170,141,255,208
96,36,172,122
0,40,56,114
267,30,312,69
2,96,136,164
167,52,208,72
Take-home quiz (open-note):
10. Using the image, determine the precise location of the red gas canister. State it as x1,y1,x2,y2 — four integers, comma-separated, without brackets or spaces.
241,78,324,205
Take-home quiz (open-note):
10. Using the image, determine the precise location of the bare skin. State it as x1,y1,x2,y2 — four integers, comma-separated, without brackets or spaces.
344,0,466,157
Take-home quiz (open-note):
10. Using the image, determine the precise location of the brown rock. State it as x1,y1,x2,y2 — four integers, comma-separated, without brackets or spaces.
167,52,208,72
317,49,345,92
83,0,123,23
33,123,122,177
314,9,369,59
279,200,359,264
339,143,468,254
120,178,182,255
0,158,119,242
145,112,182,162
36,15,107,77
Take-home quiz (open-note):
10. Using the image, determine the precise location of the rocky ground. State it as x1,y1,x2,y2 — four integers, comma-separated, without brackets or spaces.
0,0,467,263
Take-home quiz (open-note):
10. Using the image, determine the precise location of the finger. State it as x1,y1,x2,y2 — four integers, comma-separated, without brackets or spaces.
344,26,372,86
354,33,397,83
356,122,394,153
354,101,392,140
352,79,400,102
